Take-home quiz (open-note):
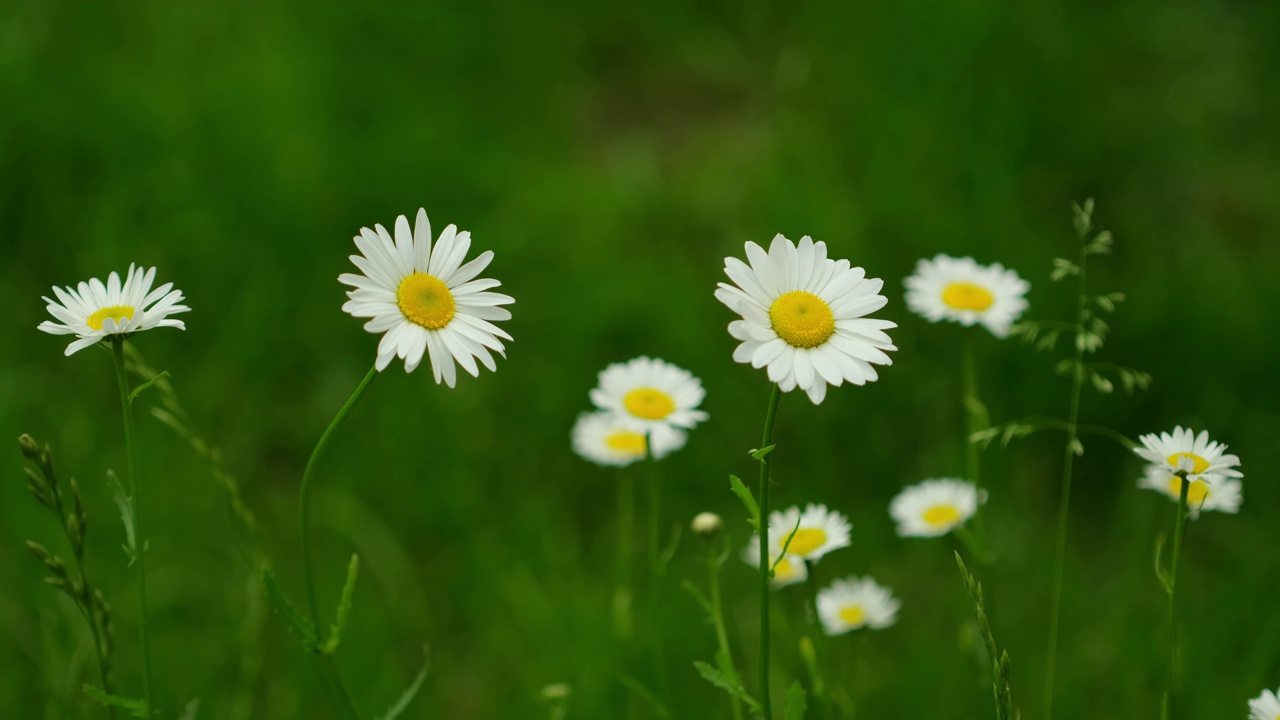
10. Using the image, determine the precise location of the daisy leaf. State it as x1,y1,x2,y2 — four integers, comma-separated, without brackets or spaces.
126,370,170,404
784,681,808,720
728,475,760,529
262,569,318,648
693,659,760,713
83,685,148,718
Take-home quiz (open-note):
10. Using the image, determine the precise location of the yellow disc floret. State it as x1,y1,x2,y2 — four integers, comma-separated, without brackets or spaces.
839,605,865,627
1167,476,1210,505
941,282,995,312
397,273,455,330
769,291,836,348
785,527,827,556
922,504,962,527
1167,452,1210,474
623,388,676,420
87,305,136,332
605,431,647,456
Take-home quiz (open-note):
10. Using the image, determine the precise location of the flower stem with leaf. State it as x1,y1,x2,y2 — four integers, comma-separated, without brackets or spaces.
755,385,782,720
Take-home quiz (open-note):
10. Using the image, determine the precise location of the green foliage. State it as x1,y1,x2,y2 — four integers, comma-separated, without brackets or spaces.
729,475,761,530
262,569,317,649
320,554,360,655
954,553,1018,720
694,652,761,714
375,646,430,720
84,685,148,719
784,682,808,720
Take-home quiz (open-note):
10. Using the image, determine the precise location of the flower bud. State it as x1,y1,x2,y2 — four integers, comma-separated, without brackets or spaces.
691,512,723,537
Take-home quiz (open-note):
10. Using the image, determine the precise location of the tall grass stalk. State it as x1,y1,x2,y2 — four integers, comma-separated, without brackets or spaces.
756,385,782,720
1161,473,1190,720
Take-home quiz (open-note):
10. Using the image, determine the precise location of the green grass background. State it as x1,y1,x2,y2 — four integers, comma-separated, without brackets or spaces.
2,1,1278,717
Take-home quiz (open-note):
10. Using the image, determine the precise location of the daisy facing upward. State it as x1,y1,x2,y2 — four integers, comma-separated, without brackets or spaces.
904,254,1029,338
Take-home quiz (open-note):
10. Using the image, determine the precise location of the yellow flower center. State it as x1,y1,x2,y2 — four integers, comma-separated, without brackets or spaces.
774,557,797,581
785,527,827,556
941,282,995,311
397,273,455,330
839,605,865,627
1166,452,1210,474
1167,476,1210,505
623,388,676,420
769,291,835,349
605,431,647,456
86,305,136,332
922,504,963,527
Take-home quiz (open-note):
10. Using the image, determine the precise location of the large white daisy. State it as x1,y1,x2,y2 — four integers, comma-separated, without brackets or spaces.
766,503,851,562
816,576,900,635
903,254,1029,338
570,411,661,467
1137,467,1242,519
1133,426,1243,487
715,234,897,404
741,535,808,588
38,264,190,356
589,357,708,458
889,478,986,538
339,208,514,384
1250,687,1280,720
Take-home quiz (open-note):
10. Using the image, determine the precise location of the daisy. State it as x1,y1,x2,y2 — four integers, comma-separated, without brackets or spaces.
1137,467,1242,519
589,357,708,458
742,535,808,588
1133,426,1243,487
339,208,514,384
767,504,851,562
903,254,1029,337
715,234,897,404
816,577,900,635
38,265,190,356
889,478,986,538
1249,687,1280,720
570,411,659,467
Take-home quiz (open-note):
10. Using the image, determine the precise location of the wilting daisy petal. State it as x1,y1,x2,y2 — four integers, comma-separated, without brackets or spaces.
1133,426,1243,487
903,254,1029,338
1249,687,1280,720
766,503,851,562
339,208,514,384
1137,466,1242,519
589,356,707,458
741,535,808,588
715,234,897,404
38,264,190,356
889,478,986,538
817,576,900,635
570,411,659,467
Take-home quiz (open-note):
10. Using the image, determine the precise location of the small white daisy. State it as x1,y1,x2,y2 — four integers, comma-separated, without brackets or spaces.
742,535,808,588
767,504,851,562
1133,426,1243,487
1137,467,1242,519
589,357,708,458
570,411,658,467
38,264,190,356
816,576,900,635
339,208,514,384
1249,687,1280,720
889,478,986,538
715,234,897,404
903,254,1029,337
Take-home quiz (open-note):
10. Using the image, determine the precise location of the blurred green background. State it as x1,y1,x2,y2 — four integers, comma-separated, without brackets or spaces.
3,1,1278,717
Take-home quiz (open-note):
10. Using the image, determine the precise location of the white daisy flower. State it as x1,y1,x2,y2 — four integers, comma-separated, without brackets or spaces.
715,234,897,405
1249,687,1280,720
570,411,658,467
889,478,986,538
38,264,190,356
589,357,708,458
767,503,851,562
903,254,1029,338
1133,426,1243,487
1137,466,1242,519
742,535,808,588
339,208,514,384
816,576,900,635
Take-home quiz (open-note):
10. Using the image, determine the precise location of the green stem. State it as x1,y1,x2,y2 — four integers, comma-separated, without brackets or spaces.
757,384,782,720
961,335,983,490
707,544,744,720
110,339,154,718
298,364,378,720
803,561,827,717
1161,475,1190,720
614,473,635,643
645,449,671,700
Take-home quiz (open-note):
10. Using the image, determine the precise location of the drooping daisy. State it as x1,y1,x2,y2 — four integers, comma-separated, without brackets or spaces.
1137,466,1242,519
767,504,851,562
1249,687,1280,720
903,254,1029,338
816,577,900,635
339,208,514,384
742,535,808,588
889,478,986,538
715,234,897,404
570,411,660,467
1133,426,1243,487
38,264,190,356
589,357,708,458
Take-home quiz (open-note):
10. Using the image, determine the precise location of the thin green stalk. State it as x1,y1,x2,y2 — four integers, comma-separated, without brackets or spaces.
644,450,671,700
614,473,635,643
757,385,782,720
110,339,155,718
707,543,744,720
1161,474,1190,720
803,561,827,717
961,335,982,490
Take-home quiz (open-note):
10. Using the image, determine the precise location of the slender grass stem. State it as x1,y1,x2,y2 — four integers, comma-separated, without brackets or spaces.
644,450,671,700
110,339,155,718
961,335,982,491
706,542,744,720
803,560,827,718
1161,474,1190,720
756,384,782,720
614,472,635,643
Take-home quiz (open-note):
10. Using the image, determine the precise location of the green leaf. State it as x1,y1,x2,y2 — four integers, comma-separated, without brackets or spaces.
728,475,760,529
376,646,431,720
770,515,804,577
127,370,171,404
108,470,138,567
83,685,148,718
1153,535,1172,595
321,554,360,654
693,661,761,712
749,444,776,461
680,580,713,615
262,568,318,648
784,681,808,720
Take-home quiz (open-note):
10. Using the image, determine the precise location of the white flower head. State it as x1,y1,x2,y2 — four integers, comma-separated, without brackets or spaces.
903,254,1029,337
715,234,897,404
691,512,724,536
817,576,900,635
742,534,808,588
889,478,986,537
767,503,851,562
570,411,657,468
589,357,708,459
339,208,514,384
38,264,190,356
1137,466,1242,519
1133,426,1243,487
1249,687,1280,720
